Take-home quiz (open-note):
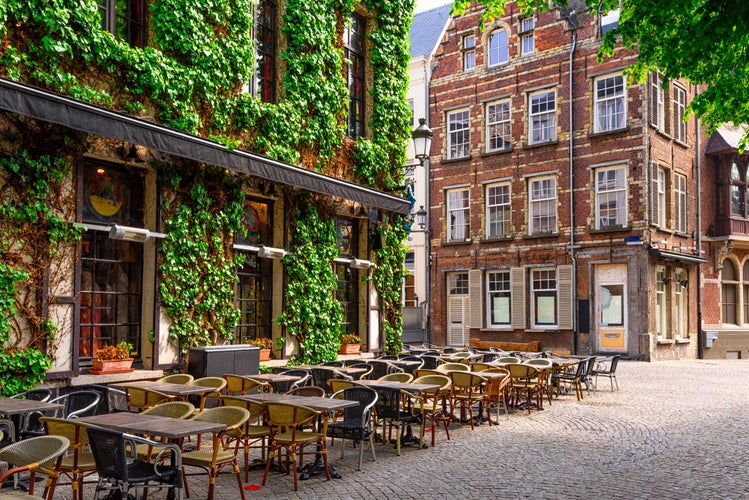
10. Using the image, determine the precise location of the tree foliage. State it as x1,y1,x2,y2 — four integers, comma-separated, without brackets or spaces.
459,0,749,149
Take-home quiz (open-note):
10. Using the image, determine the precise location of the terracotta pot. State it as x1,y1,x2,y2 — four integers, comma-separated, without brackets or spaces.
90,358,134,374
259,349,271,362
339,343,361,355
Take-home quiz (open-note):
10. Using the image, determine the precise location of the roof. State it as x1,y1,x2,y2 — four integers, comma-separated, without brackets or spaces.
410,3,453,58
705,123,748,155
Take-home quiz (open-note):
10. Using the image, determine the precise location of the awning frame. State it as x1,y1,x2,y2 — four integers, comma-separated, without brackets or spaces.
648,247,707,265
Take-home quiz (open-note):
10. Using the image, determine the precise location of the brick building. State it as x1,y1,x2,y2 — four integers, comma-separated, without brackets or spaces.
425,2,704,360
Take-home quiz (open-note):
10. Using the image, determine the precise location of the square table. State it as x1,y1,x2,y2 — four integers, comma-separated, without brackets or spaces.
78,412,225,440
242,373,301,384
354,379,440,394
240,392,358,413
0,397,64,442
112,380,218,397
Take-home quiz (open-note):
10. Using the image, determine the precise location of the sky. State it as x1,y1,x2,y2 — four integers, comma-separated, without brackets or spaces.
415,0,453,14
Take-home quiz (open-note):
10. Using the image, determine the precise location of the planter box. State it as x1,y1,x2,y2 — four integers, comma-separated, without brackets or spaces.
89,358,135,375
339,343,361,355
259,349,271,362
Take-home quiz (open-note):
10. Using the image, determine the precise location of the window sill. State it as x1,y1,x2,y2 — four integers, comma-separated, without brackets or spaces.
523,140,559,150
673,138,689,149
481,147,513,157
480,236,514,243
588,125,630,138
589,226,631,234
442,155,472,164
443,238,472,246
526,328,560,333
523,232,559,240
656,338,675,345
675,337,691,344
481,327,514,332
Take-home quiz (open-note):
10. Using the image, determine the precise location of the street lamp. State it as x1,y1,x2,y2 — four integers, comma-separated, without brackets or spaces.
412,118,433,166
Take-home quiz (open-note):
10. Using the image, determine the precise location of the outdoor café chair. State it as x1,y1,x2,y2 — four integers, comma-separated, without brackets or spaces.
311,368,352,395
0,435,69,498
86,426,183,500
220,396,271,481
124,386,173,413
158,373,194,384
181,406,250,500
40,417,98,500
223,374,271,396
508,364,545,413
189,376,228,412
411,374,451,447
372,386,423,456
437,362,469,372
592,355,620,391
449,372,489,430
366,360,402,380
523,358,554,405
10,388,53,439
262,402,331,491
347,363,374,379
327,387,378,471
286,385,326,398
135,401,196,462
481,368,512,422
551,359,587,401
378,372,414,383
278,369,312,392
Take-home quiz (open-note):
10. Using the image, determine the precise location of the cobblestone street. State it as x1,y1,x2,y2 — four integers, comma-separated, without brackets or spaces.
52,360,749,499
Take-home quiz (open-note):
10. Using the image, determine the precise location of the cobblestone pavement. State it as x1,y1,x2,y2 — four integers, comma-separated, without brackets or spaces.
48,360,749,499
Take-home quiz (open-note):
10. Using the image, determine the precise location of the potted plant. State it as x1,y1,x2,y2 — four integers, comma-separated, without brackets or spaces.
90,341,134,374
247,337,273,361
339,333,361,355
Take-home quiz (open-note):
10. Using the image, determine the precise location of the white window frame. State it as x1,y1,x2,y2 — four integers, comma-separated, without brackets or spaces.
486,182,511,238
520,17,535,56
595,166,627,229
486,100,511,152
673,85,687,143
447,109,470,159
462,34,476,71
650,72,665,131
675,172,687,233
722,260,738,325
674,268,688,338
594,73,626,133
447,188,470,242
657,167,667,228
528,176,557,235
487,28,509,67
487,270,511,327
529,90,556,144
655,267,668,338
531,268,557,328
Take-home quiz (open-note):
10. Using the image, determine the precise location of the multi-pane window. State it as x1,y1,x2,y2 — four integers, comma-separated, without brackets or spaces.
345,13,366,139
731,162,746,216
675,173,687,233
98,0,147,47
656,267,668,337
721,260,738,325
520,17,535,55
254,0,277,103
447,188,470,242
674,268,688,338
529,90,556,144
529,177,557,234
447,109,470,159
600,8,620,36
487,29,509,66
594,74,626,133
404,252,416,307
531,269,557,327
673,85,687,143
595,167,627,228
462,34,476,70
650,72,665,131
656,166,667,227
486,100,511,152
486,183,511,238
487,271,511,326
335,219,359,335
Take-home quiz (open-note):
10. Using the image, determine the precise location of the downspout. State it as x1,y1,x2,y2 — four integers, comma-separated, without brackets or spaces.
696,110,703,358
569,31,578,353
423,57,432,345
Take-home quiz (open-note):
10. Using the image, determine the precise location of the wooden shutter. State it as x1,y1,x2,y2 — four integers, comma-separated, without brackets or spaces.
469,270,482,329
676,174,687,233
448,297,465,346
557,265,574,330
649,73,659,127
650,161,659,226
510,266,526,329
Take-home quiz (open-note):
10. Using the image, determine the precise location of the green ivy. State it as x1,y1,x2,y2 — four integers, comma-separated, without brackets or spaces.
372,216,409,354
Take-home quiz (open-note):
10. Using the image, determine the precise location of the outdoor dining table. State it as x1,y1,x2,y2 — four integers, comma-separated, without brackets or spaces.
0,397,64,442
77,412,226,440
354,379,440,393
242,373,301,384
111,380,218,398
295,365,369,378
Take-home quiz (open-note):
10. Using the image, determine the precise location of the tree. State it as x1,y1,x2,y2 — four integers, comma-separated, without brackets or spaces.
453,0,749,150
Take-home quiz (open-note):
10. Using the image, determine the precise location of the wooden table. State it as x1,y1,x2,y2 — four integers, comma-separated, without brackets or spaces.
112,380,218,397
354,379,440,393
0,397,64,441
296,366,368,378
240,392,358,412
243,373,301,384
78,412,225,440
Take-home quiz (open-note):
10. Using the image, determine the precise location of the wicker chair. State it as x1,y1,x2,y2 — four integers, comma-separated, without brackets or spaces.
449,372,490,430
124,386,173,413
523,358,554,405
509,364,545,412
157,373,194,384
347,363,374,380
411,374,451,447
286,386,326,398
262,403,330,491
437,362,469,372
275,369,311,393
327,378,359,395
86,426,183,500
223,374,271,396
481,368,512,422
10,388,53,439
310,368,351,395
189,377,228,411
372,386,423,456
40,417,98,500
327,387,378,470
377,372,414,383
220,396,272,482
551,359,587,401
0,435,69,498
366,360,402,380
135,401,196,462
181,406,250,500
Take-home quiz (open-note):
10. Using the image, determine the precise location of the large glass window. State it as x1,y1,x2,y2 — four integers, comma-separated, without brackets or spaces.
254,0,277,103
594,74,626,133
487,29,508,66
529,90,556,144
447,109,470,159
345,13,366,139
447,188,470,242
486,182,511,238
722,260,738,325
595,167,627,228
486,100,511,152
531,269,557,327
487,271,510,326
98,0,147,47
529,177,557,235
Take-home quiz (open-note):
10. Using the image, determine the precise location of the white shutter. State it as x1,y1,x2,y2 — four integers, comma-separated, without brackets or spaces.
448,297,465,346
650,161,659,226
649,73,658,127
468,270,482,329
558,265,574,330
510,267,526,329
463,298,470,346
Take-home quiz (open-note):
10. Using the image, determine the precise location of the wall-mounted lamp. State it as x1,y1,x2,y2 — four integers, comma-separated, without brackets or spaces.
679,279,689,288
119,143,144,163
412,118,433,167
109,225,151,242
662,277,672,285
257,245,288,260
350,258,373,270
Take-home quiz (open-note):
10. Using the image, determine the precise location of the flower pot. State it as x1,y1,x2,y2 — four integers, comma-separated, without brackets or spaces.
258,349,271,362
89,358,135,374
339,343,361,355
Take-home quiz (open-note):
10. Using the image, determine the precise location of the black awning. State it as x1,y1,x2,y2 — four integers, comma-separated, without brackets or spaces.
648,247,707,265
0,78,410,214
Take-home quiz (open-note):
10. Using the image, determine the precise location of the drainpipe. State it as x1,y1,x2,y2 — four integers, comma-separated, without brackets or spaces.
423,58,432,345
696,110,703,358
569,31,578,353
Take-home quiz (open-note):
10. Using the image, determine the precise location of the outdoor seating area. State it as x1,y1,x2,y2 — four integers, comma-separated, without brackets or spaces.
0,347,620,497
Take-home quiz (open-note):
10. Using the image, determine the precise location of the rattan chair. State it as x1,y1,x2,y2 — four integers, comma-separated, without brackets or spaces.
327,387,378,471
157,373,194,384
262,403,330,491
86,426,183,500
347,363,374,380
221,396,271,482
135,401,196,462
124,386,173,412
523,358,554,405
276,369,311,392
366,360,402,380
286,386,326,398
189,376,228,412
40,417,98,500
181,406,250,500
223,374,271,396
482,368,512,422
10,389,53,439
411,374,451,447
509,363,545,412
437,362,469,372
377,372,414,383
0,435,69,498
327,378,359,395
449,372,490,430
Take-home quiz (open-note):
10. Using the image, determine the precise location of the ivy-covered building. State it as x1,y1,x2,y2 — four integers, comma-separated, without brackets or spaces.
0,0,415,391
